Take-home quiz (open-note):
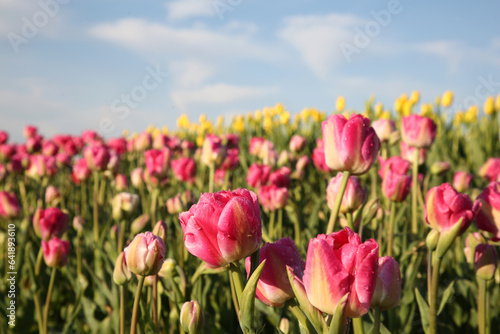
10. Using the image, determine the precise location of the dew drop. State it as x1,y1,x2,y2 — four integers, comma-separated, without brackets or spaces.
363,285,369,291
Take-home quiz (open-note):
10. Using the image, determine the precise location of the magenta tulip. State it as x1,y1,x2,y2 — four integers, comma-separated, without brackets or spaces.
84,145,110,172
171,157,197,183
179,189,262,268
476,182,500,241
321,114,380,175
0,191,20,218
401,114,437,148
479,158,500,182
144,148,171,178
33,207,69,241
42,237,70,268
370,256,401,310
453,171,473,192
474,244,498,280
258,185,289,211
246,163,272,188
269,167,291,188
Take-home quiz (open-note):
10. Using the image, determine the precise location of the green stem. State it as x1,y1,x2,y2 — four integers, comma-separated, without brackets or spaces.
326,171,351,234
117,220,126,253
429,255,441,334
43,268,57,334
478,278,487,334
35,247,44,277
347,212,354,230
34,291,44,334
411,148,419,236
93,172,100,243
120,285,125,334
150,187,159,227
131,276,146,334
77,235,82,278
209,164,215,193
268,210,276,240
229,262,244,306
372,306,381,334
153,275,158,329
277,208,283,239
387,202,396,257
288,300,316,333
352,317,364,334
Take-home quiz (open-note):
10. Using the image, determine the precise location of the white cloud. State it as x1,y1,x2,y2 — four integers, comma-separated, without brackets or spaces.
165,0,215,20
169,59,216,88
88,18,280,61
279,13,363,79
171,83,277,111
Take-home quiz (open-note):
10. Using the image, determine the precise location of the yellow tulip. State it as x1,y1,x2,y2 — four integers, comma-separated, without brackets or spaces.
152,128,161,138
255,110,262,122
162,126,169,135
380,111,391,119
263,116,273,132
410,90,420,104
375,102,383,117
484,96,495,115
336,96,345,112
196,135,204,147
146,124,155,134
441,90,453,107
402,100,413,116
280,111,290,125
233,115,245,132
464,106,478,123
122,129,129,137
495,93,500,112
177,114,190,128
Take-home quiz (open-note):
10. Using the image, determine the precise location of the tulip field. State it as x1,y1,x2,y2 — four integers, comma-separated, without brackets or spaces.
2,92,500,334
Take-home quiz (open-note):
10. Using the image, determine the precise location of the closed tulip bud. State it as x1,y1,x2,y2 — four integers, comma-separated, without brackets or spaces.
401,114,437,148
124,232,165,276
327,173,367,213
180,300,204,334
0,131,8,145
113,251,132,285
84,145,110,172
453,171,473,192
289,135,306,153
153,220,168,244
475,182,500,241
362,198,381,223
372,119,397,143
114,173,128,191
145,148,171,179
130,167,144,188
73,216,85,235
171,157,197,183
259,185,289,211
245,237,305,307
312,146,330,173
158,258,177,279
269,167,291,188
382,169,412,202
45,185,60,207
474,244,498,280
166,195,184,215
135,132,152,151
295,155,310,173
112,193,139,221
322,114,380,175
278,150,292,166
400,142,426,165
33,207,69,241
279,318,290,334
371,256,401,310
336,96,345,112
426,230,440,252
72,158,91,183
464,232,486,264
142,274,157,287
130,214,150,235
42,237,70,268
0,191,20,219
479,158,500,182
246,163,272,188
441,90,453,107
249,137,265,156
484,96,495,115
179,189,262,268
221,148,240,171
304,227,379,318
42,140,58,156
110,224,120,240
430,161,450,176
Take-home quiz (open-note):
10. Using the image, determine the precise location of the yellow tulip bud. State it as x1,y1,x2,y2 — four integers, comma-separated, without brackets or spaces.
441,90,453,107
375,102,383,117
161,126,169,135
484,96,495,115
410,90,420,104
336,96,345,112
177,114,190,128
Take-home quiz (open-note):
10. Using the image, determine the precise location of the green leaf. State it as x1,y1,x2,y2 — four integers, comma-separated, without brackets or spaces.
414,288,430,334
438,280,455,316
328,293,348,334
239,260,266,332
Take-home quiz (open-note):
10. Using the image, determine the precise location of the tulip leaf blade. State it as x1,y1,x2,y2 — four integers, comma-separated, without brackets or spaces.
437,280,455,316
328,293,349,334
239,259,266,332
414,288,430,334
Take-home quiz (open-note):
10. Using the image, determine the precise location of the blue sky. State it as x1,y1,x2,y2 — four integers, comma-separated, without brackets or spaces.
1,0,499,142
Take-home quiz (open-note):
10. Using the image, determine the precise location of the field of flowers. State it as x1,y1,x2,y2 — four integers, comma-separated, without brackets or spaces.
1,91,500,334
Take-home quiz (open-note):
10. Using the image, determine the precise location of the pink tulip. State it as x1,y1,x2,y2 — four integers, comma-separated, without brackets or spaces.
84,145,110,172
0,144,16,161
476,182,500,241
72,158,91,183
81,130,102,144
479,158,500,182
153,134,169,149
171,157,197,183
26,135,43,153
401,114,437,148
269,167,291,188
400,141,426,165
0,131,8,145
474,244,498,280
124,231,166,276
258,185,289,211
371,119,397,143
289,135,307,153
244,237,305,307
221,148,240,171
108,137,127,155
144,148,171,178
246,163,272,188
214,168,226,187
55,153,71,167
201,134,226,167
130,167,144,188
0,191,20,218
33,207,69,241
321,114,380,175
312,146,330,173
26,155,57,178
378,156,411,179
463,232,486,264
370,256,401,310
42,237,70,268
249,137,266,156
382,169,411,202
42,140,58,156
326,173,367,213
114,173,128,191
24,125,38,138
179,189,262,268
425,183,480,236
45,185,61,207
135,132,152,151
303,227,379,318
453,171,473,192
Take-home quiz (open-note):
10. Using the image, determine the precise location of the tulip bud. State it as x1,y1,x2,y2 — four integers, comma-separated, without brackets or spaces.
269,167,291,188
153,220,168,244
401,114,437,148
113,251,132,285
430,161,450,176
464,232,486,264
327,173,367,213
372,119,396,143
362,198,381,224
479,158,500,182
33,207,69,241
441,90,453,107
112,193,139,221
42,237,70,268
474,244,498,281
453,171,473,192
371,256,401,310
289,135,306,153
45,185,61,207
130,167,144,188
158,258,177,279
201,134,226,167
144,148,171,179
166,195,184,215
124,232,165,276
246,163,272,188
130,214,150,235
279,318,290,334
0,191,20,219
73,216,85,236
114,173,128,191
426,230,440,252
180,300,204,334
